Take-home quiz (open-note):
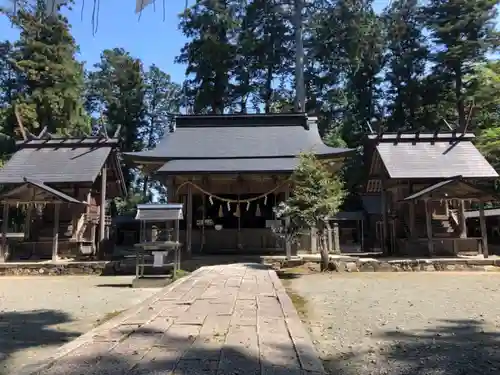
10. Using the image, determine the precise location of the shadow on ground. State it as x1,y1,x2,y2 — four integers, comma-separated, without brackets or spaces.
20,327,315,375
323,318,500,375
0,310,80,372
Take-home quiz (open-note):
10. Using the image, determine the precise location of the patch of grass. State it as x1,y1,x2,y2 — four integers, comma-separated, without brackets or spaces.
282,281,308,317
94,310,124,327
173,269,190,280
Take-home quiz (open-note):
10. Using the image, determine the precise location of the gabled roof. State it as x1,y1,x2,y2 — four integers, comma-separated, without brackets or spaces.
126,113,352,161
0,136,127,196
0,178,86,204
368,132,498,179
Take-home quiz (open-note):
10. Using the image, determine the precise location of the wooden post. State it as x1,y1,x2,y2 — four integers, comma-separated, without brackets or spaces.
24,203,32,240
1,203,8,262
327,221,333,253
479,201,488,258
381,181,389,255
186,183,193,257
459,199,467,238
425,199,434,256
99,165,107,254
408,201,416,238
284,186,291,260
310,228,318,253
333,221,340,253
52,204,60,262
201,194,206,251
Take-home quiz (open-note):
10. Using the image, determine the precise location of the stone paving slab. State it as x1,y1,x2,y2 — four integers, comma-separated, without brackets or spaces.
18,264,324,375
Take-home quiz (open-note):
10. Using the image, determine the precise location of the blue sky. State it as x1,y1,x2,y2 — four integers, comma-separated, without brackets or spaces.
0,0,394,84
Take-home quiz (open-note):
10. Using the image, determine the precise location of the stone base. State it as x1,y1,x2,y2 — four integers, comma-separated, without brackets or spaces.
0,261,111,276
262,254,500,272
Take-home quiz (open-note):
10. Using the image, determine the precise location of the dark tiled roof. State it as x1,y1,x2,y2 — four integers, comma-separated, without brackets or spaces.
0,178,86,204
126,113,352,160
157,158,301,174
0,146,112,184
373,133,498,179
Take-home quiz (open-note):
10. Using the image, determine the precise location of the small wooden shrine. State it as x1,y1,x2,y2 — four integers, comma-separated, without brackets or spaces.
0,127,127,262
363,131,499,256
126,113,353,257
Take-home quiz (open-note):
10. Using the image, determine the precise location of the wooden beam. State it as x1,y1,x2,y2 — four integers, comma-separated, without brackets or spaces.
14,105,27,141
113,124,122,138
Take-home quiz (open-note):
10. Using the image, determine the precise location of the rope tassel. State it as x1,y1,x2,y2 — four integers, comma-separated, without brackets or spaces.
234,203,240,217
256,204,261,217
218,205,223,218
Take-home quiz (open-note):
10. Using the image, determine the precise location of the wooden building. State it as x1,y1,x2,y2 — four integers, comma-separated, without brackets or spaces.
126,113,353,256
0,134,127,262
363,132,499,256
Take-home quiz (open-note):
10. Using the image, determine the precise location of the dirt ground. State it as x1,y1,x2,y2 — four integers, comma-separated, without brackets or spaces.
285,271,500,375
0,276,160,375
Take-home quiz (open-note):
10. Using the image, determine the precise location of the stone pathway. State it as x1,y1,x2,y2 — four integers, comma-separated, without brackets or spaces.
20,264,324,375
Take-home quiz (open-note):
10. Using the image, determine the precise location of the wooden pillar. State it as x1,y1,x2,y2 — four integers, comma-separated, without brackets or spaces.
425,199,434,256
459,199,467,238
327,221,333,253
99,165,107,252
408,201,416,238
284,186,291,260
479,201,488,258
333,221,340,253
310,228,317,253
186,183,193,257
201,194,206,251
381,182,389,255
24,203,32,240
1,203,9,263
52,204,60,262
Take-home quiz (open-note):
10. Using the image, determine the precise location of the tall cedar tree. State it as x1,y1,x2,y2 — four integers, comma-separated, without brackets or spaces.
311,0,384,146
383,0,429,132
0,41,15,165
177,0,237,114
423,0,499,131
86,48,146,187
140,64,182,200
5,0,88,136
235,0,293,112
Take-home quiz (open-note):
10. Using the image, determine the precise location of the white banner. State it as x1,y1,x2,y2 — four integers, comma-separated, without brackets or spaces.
135,0,155,14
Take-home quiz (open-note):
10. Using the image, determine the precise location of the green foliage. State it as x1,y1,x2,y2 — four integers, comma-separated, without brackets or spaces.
176,0,238,114
423,0,499,130
383,0,429,132
285,152,346,229
5,0,88,135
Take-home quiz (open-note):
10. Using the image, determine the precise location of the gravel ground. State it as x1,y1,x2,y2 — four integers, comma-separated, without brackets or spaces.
286,272,500,375
0,276,160,374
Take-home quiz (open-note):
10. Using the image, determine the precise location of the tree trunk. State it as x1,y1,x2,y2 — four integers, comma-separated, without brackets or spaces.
454,64,466,131
318,231,329,271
